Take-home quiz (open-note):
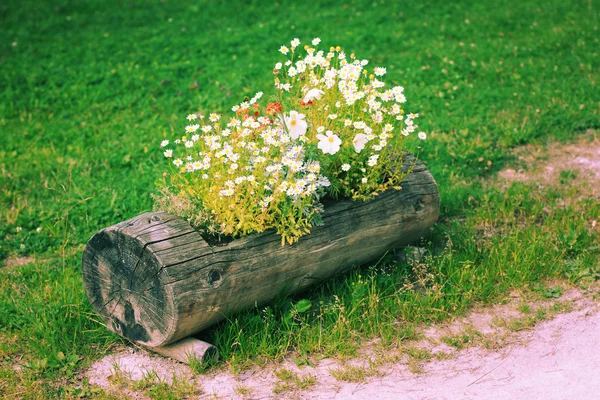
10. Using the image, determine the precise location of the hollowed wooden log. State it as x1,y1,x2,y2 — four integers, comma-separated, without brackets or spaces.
82,155,439,348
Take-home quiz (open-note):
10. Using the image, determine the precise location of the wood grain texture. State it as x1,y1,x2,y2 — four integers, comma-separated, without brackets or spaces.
147,338,218,365
82,155,440,347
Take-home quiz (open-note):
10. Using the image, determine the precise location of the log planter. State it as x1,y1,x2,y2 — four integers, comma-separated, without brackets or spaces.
82,154,440,363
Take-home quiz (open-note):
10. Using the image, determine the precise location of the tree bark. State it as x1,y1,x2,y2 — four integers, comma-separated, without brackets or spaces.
82,155,440,347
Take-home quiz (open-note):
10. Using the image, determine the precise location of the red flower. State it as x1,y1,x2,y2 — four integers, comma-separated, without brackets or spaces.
266,102,282,115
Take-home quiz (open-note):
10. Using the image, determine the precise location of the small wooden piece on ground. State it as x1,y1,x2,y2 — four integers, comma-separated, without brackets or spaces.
82,154,440,348
147,337,218,365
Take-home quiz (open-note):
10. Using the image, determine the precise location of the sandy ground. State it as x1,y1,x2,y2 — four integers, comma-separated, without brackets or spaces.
311,306,600,400
498,131,600,197
86,133,600,399
87,291,600,399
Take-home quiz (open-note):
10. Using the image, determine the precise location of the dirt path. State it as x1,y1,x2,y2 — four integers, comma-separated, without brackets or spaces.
304,305,600,400
87,291,600,399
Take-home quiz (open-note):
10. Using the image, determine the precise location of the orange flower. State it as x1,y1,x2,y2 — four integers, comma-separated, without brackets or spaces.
266,102,282,115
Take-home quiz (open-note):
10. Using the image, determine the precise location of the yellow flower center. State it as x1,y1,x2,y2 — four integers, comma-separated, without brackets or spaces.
291,120,297,127
328,137,334,143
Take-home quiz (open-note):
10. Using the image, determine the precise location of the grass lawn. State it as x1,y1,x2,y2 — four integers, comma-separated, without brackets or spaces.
1,0,599,397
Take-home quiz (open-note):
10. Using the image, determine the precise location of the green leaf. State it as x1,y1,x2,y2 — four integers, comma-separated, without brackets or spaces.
294,299,312,314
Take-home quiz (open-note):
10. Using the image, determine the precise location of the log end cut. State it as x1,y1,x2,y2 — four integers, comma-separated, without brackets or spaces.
82,212,198,347
148,338,219,365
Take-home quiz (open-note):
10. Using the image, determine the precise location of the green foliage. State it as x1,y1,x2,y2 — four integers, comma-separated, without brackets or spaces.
0,0,599,396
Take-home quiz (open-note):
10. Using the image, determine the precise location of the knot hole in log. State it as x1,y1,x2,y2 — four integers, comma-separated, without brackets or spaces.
207,269,223,288
414,199,423,212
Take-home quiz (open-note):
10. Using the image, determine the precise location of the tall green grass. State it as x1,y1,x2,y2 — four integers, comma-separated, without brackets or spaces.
1,0,598,397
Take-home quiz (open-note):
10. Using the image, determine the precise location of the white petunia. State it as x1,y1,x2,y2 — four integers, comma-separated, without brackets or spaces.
284,111,308,140
418,131,427,140
303,88,324,103
317,131,342,155
352,133,368,153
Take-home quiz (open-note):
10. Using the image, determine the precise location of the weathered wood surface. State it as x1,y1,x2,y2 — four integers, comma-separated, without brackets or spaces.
147,338,218,365
82,155,440,347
